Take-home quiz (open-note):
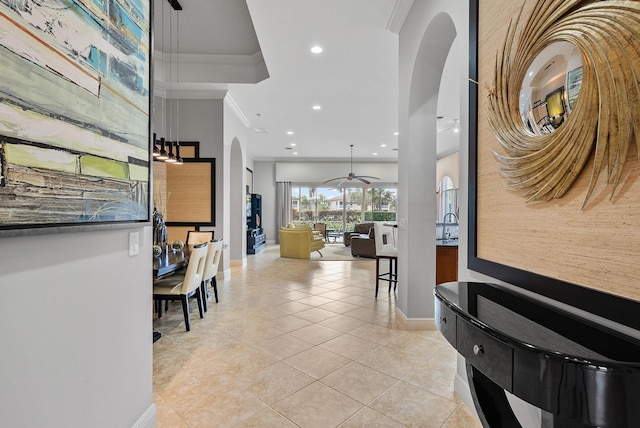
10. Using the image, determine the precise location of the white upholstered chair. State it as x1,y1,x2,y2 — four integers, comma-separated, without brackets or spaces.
202,239,224,306
153,242,208,331
186,230,214,245
373,222,398,298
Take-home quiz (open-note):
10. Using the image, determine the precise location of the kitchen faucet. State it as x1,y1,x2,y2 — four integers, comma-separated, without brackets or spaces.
443,212,458,224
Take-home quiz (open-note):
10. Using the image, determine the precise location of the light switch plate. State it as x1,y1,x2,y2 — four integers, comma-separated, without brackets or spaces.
129,232,139,256
398,218,406,229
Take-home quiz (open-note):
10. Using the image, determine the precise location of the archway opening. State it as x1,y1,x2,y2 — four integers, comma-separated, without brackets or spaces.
230,138,245,260
399,12,458,319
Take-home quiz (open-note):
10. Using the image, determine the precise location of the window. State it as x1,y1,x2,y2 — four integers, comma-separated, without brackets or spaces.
291,185,397,240
438,176,458,223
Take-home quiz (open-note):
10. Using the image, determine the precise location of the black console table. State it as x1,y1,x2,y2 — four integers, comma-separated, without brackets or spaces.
434,282,640,428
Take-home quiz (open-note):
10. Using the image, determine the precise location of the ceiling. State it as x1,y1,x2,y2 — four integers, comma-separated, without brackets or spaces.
153,0,460,162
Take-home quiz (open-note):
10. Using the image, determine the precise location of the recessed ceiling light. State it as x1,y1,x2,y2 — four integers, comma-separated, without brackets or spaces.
311,46,323,54
373,152,378,156
312,105,322,110
287,131,294,135
381,144,387,147
293,152,299,155
290,143,296,146
393,132,399,136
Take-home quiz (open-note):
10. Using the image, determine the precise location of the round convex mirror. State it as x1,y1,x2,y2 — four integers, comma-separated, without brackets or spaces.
519,42,582,135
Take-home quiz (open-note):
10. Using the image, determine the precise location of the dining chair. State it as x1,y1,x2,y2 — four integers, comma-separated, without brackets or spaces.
314,223,327,240
160,230,212,312
202,239,224,306
186,230,214,245
153,242,208,331
328,223,344,243
373,222,398,298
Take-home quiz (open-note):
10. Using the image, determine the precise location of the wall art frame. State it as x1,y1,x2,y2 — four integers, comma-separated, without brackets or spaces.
0,0,153,238
467,0,640,331
164,158,216,228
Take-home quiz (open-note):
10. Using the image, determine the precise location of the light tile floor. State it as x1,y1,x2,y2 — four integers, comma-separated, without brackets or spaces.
153,244,482,428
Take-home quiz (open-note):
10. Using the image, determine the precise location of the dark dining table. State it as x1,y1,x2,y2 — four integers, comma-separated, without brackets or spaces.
152,242,227,342
152,245,192,342
153,245,192,278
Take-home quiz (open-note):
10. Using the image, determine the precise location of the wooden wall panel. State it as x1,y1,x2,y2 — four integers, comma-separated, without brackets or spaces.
477,0,640,301
166,162,212,223
166,226,192,244
180,145,197,159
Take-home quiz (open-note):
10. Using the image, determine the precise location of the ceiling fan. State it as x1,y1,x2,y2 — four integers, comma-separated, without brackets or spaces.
323,144,380,186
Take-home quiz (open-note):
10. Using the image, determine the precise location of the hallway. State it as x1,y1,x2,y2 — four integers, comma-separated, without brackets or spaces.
153,245,480,427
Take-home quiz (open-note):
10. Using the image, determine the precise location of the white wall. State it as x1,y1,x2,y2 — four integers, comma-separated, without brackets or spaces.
436,151,460,188
224,98,252,265
0,227,154,428
161,97,248,273
168,98,224,237
400,3,541,426
253,161,277,244
398,2,461,321
157,95,254,269
275,162,398,186
398,0,473,422
229,140,245,260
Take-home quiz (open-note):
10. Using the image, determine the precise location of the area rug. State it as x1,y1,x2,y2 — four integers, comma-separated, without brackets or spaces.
310,244,374,261
261,243,375,261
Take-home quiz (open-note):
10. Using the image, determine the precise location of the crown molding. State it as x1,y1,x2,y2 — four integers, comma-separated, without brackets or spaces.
155,51,264,66
386,0,414,33
153,50,269,85
153,81,228,100
224,94,252,128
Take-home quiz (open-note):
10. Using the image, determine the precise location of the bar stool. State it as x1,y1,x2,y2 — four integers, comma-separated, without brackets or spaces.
374,222,398,298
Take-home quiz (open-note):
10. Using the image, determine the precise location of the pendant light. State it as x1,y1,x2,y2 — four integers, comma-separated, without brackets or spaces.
153,0,183,164
166,0,174,164
157,137,168,160
166,140,177,163
174,5,183,165
152,132,161,157
153,0,167,160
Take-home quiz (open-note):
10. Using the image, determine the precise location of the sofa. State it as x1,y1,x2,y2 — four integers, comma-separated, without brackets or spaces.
343,222,374,247
279,223,325,259
349,225,376,258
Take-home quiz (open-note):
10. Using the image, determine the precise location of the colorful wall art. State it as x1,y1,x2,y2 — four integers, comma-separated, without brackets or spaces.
0,0,151,236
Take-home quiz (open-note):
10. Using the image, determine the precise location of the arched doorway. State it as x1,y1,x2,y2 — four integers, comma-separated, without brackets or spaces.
230,138,245,261
397,12,458,320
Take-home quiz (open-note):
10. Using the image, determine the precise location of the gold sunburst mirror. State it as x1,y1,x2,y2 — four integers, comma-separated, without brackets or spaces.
486,0,640,207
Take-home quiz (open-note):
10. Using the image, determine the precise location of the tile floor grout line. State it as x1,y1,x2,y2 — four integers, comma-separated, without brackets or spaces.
153,244,481,427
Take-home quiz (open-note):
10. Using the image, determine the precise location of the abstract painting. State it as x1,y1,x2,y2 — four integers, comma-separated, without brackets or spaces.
0,0,151,236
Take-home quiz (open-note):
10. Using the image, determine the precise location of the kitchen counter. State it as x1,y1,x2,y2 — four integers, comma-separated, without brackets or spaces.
436,239,458,247
436,242,458,284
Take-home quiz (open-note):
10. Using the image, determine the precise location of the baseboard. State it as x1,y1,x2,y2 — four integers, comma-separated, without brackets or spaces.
131,403,156,428
454,373,479,420
395,308,436,330
230,258,246,268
